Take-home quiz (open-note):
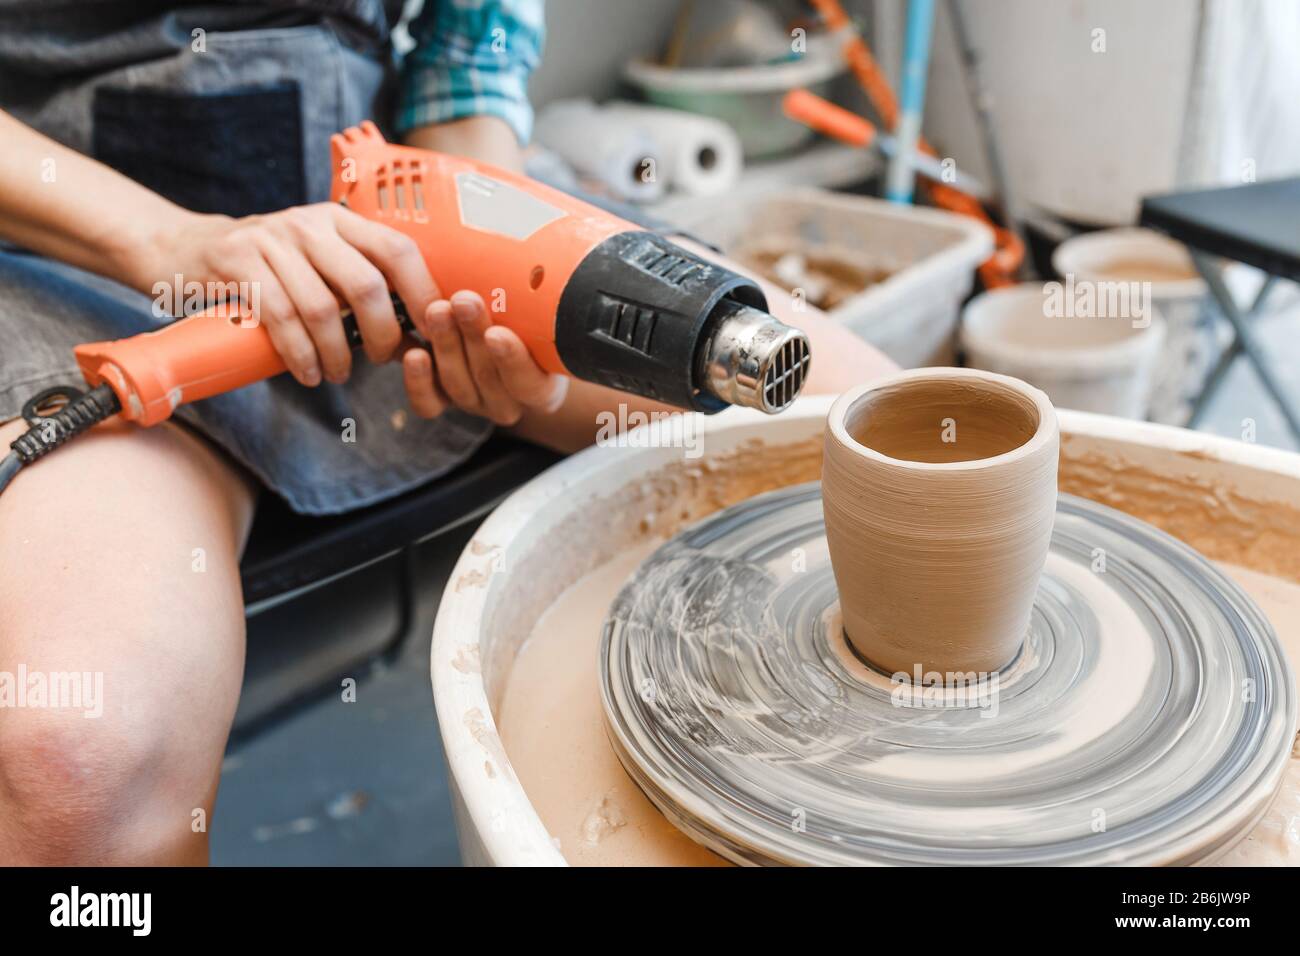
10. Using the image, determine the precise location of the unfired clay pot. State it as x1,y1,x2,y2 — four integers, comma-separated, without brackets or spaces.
822,367,1059,676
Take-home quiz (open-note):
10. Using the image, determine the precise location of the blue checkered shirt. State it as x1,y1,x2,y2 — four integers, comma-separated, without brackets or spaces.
396,0,546,145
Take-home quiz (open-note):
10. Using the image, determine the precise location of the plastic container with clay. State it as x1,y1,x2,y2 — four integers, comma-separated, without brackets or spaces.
677,188,993,369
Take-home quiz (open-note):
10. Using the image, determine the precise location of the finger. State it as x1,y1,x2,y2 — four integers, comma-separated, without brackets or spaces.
334,210,441,338
260,239,351,384
302,231,401,365
401,346,448,419
424,299,480,412
236,257,320,387
483,326,568,411
450,292,521,425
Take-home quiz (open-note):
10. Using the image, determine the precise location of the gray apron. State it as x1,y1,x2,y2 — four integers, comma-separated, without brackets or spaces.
0,2,492,514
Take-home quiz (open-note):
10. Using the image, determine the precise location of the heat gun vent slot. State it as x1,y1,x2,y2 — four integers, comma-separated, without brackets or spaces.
763,336,810,412
641,251,702,288
392,161,407,212
374,160,428,221
600,296,657,354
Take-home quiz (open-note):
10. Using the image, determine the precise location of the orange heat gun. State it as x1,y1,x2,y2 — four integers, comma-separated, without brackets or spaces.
2,123,810,490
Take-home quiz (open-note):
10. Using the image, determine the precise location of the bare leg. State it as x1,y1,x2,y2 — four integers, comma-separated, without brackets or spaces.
0,417,254,864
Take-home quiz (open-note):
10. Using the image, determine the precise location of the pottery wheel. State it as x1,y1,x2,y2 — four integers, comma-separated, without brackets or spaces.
599,484,1296,866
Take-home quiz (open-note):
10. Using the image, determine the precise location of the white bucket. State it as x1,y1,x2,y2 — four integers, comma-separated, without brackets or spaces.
1052,228,1211,424
959,282,1167,419
430,399,1300,865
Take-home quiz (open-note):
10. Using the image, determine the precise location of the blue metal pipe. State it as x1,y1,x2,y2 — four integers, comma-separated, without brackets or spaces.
885,0,937,204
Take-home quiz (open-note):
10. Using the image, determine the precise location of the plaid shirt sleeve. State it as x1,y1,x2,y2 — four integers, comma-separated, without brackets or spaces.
396,0,546,144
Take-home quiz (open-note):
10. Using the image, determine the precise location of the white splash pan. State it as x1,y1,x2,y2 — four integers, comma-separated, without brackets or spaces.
431,396,1300,866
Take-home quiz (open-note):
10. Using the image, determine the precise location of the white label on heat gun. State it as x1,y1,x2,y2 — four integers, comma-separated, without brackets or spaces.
455,171,565,241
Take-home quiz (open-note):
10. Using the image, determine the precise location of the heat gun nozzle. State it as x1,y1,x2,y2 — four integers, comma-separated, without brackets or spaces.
699,302,812,414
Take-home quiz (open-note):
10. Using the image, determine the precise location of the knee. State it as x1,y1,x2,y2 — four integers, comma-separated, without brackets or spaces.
0,708,201,864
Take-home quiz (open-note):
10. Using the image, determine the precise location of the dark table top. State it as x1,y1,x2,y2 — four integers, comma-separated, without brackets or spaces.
1139,178,1300,283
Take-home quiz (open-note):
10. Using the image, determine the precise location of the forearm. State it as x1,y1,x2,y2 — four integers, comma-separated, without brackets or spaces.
508,380,674,453
0,110,194,293
672,238,899,393
402,116,525,172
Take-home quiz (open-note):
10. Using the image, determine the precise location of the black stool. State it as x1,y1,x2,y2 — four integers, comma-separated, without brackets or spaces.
1140,178,1300,441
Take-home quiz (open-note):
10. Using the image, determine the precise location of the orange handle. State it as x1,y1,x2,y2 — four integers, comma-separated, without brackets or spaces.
75,302,284,426
782,89,877,149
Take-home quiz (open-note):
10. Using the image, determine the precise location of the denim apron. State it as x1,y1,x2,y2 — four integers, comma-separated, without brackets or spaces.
0,4,492,514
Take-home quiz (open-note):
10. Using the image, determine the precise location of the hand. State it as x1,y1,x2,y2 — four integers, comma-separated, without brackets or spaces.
402,290,568,426
150,203,438,387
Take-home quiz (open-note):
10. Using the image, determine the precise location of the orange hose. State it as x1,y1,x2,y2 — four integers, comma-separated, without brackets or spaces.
783,88,877,149
805,0,1022,286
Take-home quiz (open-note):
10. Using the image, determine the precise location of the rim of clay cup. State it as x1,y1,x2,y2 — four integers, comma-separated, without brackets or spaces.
828,367,1057,473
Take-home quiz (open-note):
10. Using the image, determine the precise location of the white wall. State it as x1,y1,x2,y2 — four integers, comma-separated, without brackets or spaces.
1179,0,1300,190
875,0,1201,225
527,0,681,108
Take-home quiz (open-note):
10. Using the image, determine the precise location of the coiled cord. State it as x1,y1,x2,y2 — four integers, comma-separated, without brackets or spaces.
0,383,121,494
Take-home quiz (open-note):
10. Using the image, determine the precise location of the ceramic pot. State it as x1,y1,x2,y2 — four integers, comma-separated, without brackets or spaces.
822,367,1059,676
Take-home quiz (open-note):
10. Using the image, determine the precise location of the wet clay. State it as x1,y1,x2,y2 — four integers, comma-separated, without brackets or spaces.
822,370,1058,674
497,545,727,867
497,551,1300,867
737,245,892,310
473,436,825,703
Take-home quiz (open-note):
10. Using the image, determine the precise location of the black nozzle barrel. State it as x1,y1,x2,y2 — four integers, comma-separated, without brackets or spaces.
555,231,809,413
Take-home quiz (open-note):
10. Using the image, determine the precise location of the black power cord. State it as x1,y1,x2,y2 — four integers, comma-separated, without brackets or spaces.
0,451,20,493
0,383,121,495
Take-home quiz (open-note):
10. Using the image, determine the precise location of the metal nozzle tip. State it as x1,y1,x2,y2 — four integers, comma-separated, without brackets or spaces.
699,302,811,414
